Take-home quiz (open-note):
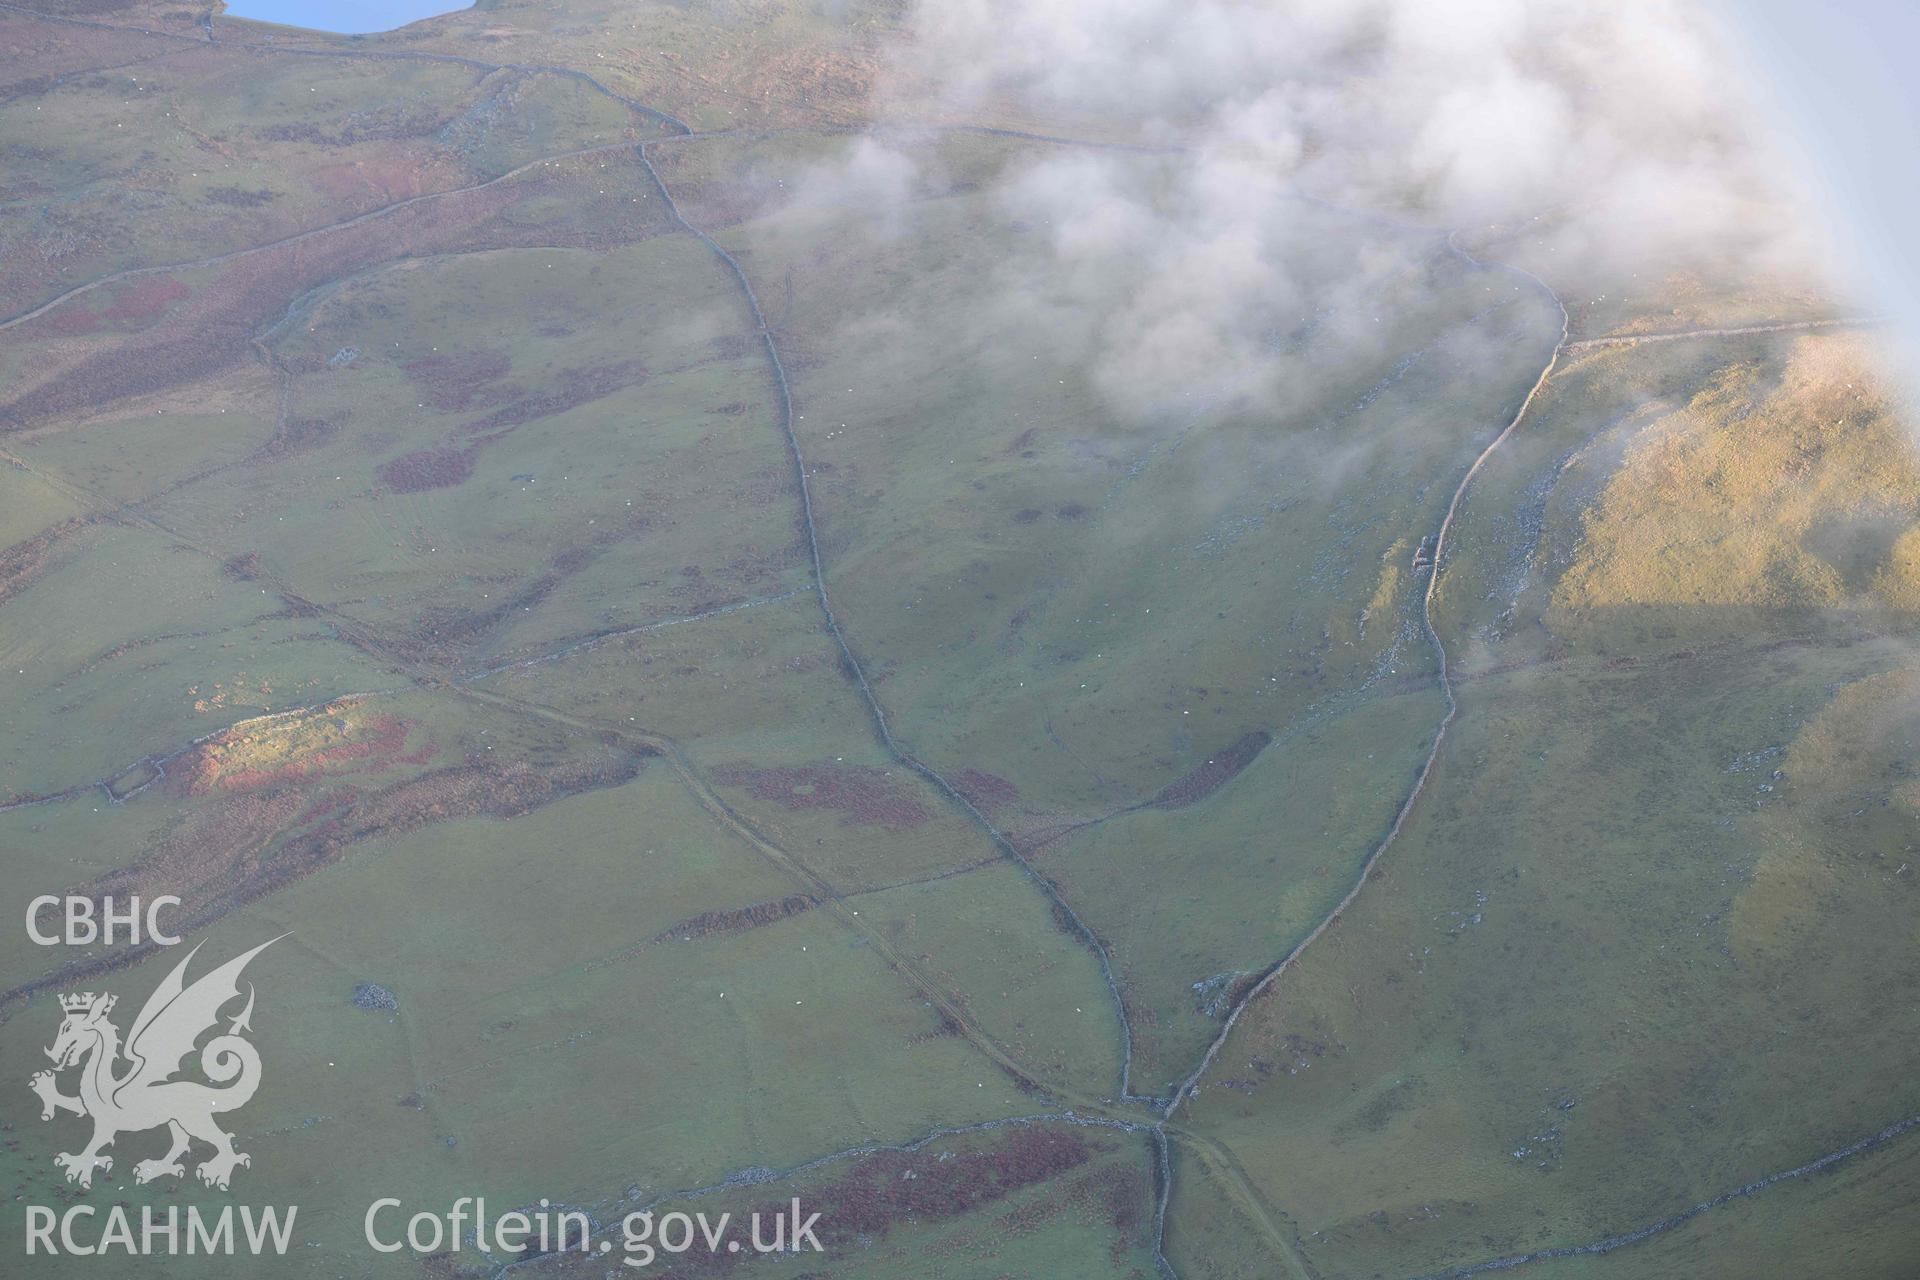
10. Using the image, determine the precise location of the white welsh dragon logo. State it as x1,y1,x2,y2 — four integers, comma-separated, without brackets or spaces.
28,937,281,1191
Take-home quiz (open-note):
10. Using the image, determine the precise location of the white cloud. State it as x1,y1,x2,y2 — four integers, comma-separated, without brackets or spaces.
836,0,1832,424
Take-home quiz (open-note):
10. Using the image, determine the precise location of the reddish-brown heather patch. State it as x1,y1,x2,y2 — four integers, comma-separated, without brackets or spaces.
0,18,160,89
44,307,101,337
395,739,438,766
2,156,665,431
997,1191,1062,1236
804,1127,1091,1238
459,359,647,435
409,536,633,655
0,516,85,609
4,750,653,1008
169,714,420,797
953,767,1020,810
1149,730,1272,809
403,349,511,411
377,359,647,497
77,790,309,913
631,1127,1096,1279
708,762,931,827
379,443,478,492
101,276,189,328
1006,1182,1140,1255
1067,1162,1151,1263
650,177,788,233
204,186,280,209
294,786,361,826
647,893,819,944
248,416,338,465
305,147,458,204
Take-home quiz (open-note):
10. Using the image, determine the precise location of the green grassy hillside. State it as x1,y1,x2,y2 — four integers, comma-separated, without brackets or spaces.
1,2,1915,1277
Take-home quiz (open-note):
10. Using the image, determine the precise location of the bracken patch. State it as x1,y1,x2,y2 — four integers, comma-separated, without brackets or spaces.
0,516,85,608
379,443,478,493
404,349,511,412
570,1126,1101,1280
459,359,648,435
101,276,189,329
647,893,820,943
1148,730,1272,809
168,712,428,797
708,761,931,827
4,748,654,1007
953,767,1020,810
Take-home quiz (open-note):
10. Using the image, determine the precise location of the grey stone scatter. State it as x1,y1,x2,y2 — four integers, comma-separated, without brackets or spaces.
353,982,398,1011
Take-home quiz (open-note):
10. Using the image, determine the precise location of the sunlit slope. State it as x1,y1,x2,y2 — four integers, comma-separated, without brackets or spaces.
1551,339,1919,617
1177,331,1920,1280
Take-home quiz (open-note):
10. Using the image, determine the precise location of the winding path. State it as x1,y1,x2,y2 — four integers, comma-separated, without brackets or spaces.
0,140,659,333
1165,234,1570,1119
1413,1109,1920,1279
1564,315,1883,349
